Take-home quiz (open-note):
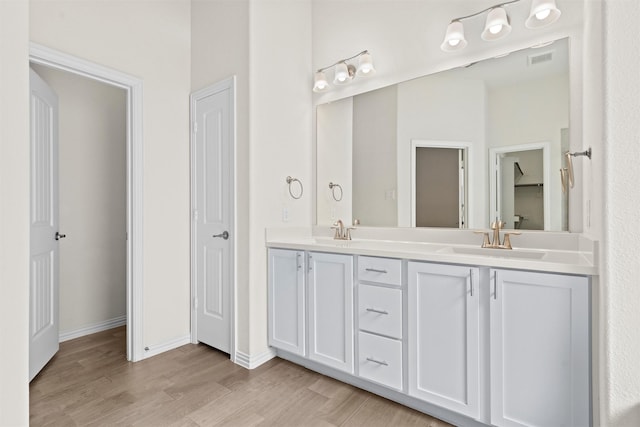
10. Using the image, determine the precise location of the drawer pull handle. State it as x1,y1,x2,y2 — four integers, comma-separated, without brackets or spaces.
365,268,388,274
366,357,389,366
366,308,389,315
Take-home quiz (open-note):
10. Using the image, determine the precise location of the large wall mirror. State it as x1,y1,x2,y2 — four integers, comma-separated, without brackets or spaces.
316,38,570,232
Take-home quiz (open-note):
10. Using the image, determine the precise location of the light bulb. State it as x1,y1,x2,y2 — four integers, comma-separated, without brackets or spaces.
356,52,375,76
526,0,561,29
481,7,511,41
440,21,467,52
535,8,551,20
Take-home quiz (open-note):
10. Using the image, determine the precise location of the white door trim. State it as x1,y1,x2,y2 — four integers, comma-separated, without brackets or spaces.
489,142,551,231
29,42,144,362
190,77,237,362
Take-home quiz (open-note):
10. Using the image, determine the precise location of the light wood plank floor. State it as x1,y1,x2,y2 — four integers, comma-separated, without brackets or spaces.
30,327,452,426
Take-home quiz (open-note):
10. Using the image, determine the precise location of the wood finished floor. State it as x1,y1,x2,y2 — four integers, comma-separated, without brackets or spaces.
30,327,453,426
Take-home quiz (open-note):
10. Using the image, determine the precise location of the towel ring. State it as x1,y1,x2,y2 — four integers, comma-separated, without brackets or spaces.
286,176,303,200
329,182,343,202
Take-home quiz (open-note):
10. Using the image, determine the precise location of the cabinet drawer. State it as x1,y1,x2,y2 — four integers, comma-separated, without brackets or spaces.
358,256,402,286
358,284,402,339
358,331,403,390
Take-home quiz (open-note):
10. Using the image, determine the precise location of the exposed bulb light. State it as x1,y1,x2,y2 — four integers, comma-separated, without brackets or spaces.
481,7,511,41
333,62,349,84
312,50,374,92
525,0,561,28
313,71,329,93
440,20,468,52
356,52,376,75
440,0,562,53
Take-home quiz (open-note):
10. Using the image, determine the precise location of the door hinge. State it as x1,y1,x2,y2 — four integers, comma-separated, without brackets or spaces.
193,297,198,310
193,209,199,221
192,121,198,133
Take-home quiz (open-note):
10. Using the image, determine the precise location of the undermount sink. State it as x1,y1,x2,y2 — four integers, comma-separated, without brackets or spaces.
438,246,547,260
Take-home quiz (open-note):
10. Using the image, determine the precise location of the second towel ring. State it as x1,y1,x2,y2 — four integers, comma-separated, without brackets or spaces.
329,182,343,202
286,176,303,199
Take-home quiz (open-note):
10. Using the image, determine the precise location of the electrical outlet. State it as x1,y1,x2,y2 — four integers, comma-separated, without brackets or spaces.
282,207,289,222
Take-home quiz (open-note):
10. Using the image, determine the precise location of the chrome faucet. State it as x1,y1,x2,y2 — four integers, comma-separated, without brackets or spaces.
476,219,520,249
332,219,358,240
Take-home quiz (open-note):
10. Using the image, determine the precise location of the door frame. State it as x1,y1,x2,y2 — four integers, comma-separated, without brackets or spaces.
489,142,551,231
410,139,472,228
189,77,237,361
29,43,144,362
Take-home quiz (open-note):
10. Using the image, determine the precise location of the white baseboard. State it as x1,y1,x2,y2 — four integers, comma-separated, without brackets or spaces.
235,348,277,369
142,334,192,359
59,315,127,342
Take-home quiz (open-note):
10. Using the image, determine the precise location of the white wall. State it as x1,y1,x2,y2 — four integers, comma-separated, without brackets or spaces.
30,64,127,335
316,98,352,225
191,0,251,354
248,0,312,355
192,0,313,359
0,1,29,424
397,75,487,228
30,0,192,349
602,0,640,425
489,74,569,230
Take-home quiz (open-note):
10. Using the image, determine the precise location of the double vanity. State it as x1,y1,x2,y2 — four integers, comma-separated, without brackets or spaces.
266,227,595,427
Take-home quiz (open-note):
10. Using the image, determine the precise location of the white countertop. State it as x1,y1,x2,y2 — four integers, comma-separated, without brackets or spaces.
265,228,598,276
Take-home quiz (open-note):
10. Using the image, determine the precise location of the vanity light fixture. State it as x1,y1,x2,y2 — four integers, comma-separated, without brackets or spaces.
312,50,375,92
441,0,561,52
525,0,562,28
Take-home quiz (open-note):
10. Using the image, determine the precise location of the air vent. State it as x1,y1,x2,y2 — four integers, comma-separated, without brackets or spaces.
528,51,554,66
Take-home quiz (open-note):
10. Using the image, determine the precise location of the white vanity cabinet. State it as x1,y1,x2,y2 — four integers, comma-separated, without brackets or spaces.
307,252,354,373
408,262,480,419
267,249,305,356
489,269,590,427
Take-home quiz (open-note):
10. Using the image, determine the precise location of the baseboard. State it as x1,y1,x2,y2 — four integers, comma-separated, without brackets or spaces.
142,334,192,359
59,315,127,342
235,348,277,369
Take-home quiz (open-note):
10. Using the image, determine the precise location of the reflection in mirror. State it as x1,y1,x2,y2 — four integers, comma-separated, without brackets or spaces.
411,142,468,228
315,38,570,231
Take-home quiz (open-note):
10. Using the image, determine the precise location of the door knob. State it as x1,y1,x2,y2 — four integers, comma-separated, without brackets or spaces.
55,232,66,241
212,231,229,240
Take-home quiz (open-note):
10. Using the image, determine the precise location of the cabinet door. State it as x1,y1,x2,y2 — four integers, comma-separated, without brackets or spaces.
268,249,305,356
308,252,354,373
490,269,590,427
408,262,480,418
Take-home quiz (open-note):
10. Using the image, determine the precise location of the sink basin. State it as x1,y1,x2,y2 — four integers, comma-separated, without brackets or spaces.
438,246,546,260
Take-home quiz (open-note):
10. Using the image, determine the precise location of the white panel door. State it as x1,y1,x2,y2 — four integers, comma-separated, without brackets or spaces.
267,249,305,355
307,252,354,373
408,262,480,418
192,79,234,353
490,269,590,427
29,69,60,381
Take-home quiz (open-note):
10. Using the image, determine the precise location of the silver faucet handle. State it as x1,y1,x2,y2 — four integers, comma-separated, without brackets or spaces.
352,219,360,226
330,226,341,239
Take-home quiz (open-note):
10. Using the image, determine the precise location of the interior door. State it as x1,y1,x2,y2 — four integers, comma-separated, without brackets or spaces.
415,147,461,228
192,79,234,354
29,68,60,381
